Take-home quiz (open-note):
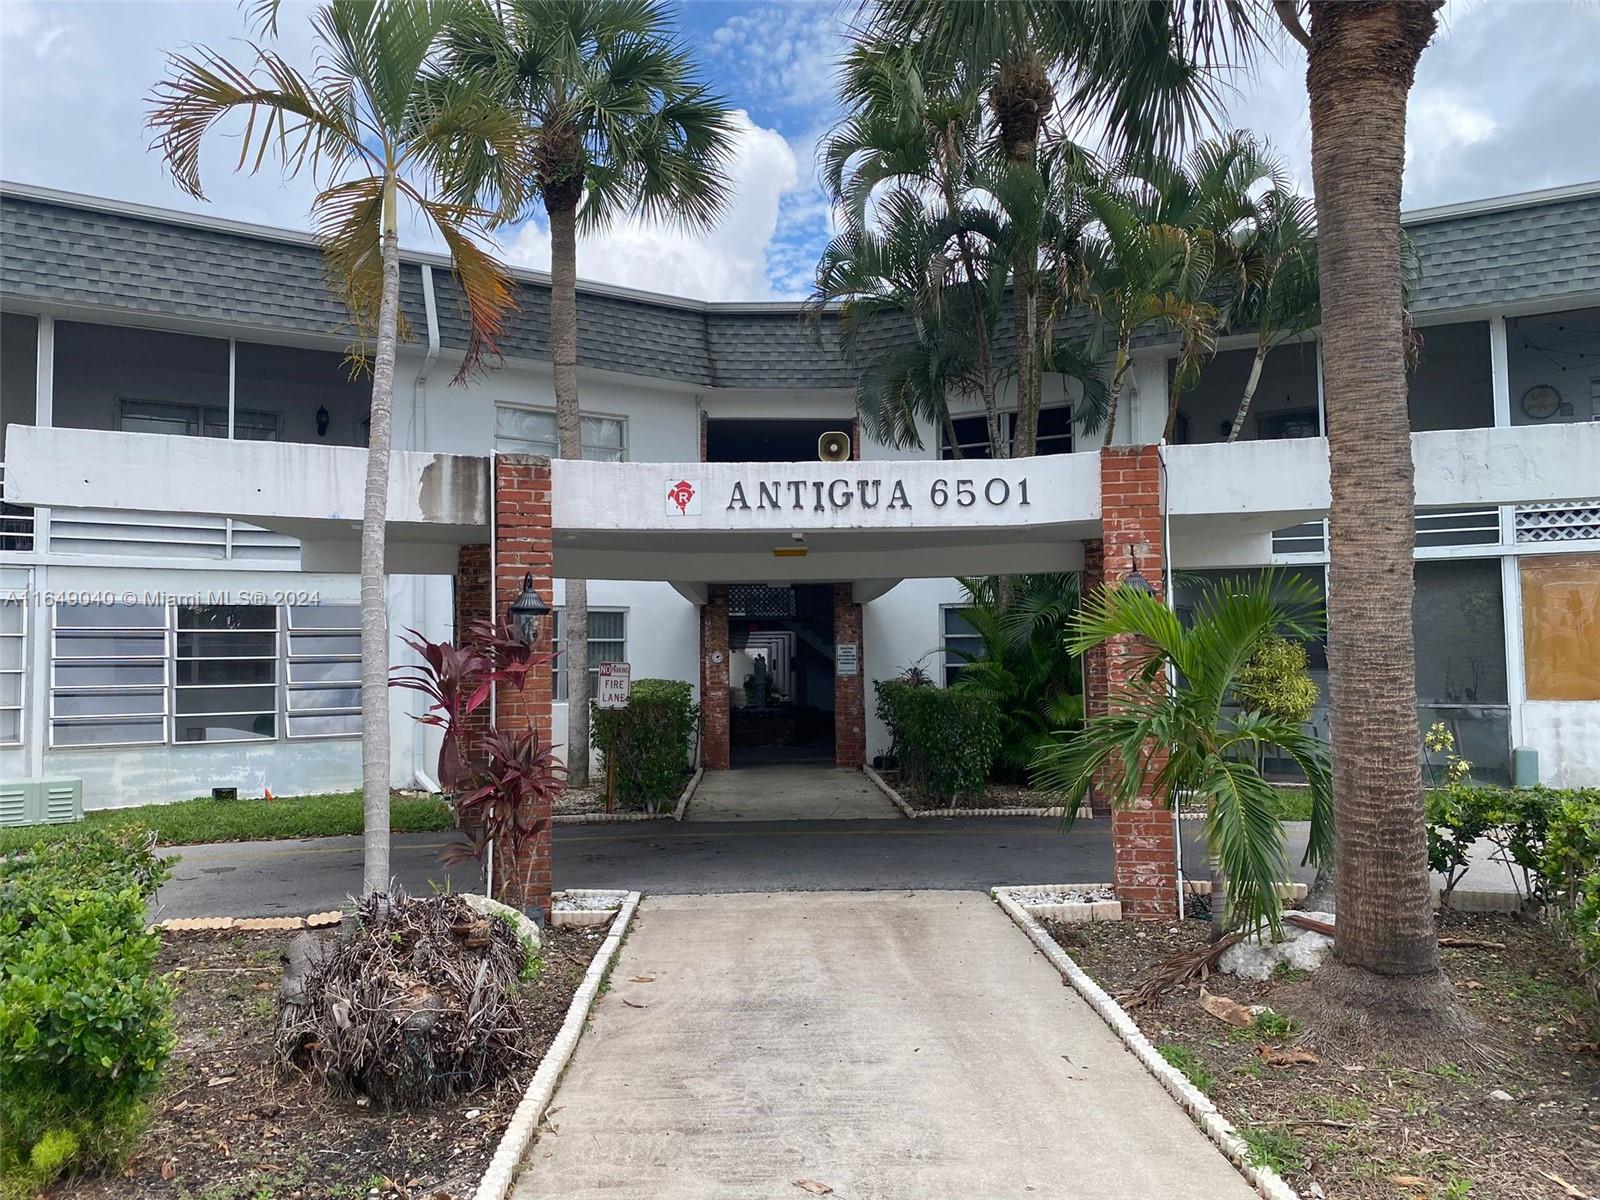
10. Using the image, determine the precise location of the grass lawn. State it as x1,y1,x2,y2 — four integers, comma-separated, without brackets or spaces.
0,789,455,854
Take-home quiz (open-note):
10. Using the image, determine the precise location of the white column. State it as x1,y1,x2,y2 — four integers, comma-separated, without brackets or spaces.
27,317,54,778
1501,553,1526,753
1490,316,1517,547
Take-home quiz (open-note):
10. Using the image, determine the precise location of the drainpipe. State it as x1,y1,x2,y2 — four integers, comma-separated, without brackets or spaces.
410,263,443,792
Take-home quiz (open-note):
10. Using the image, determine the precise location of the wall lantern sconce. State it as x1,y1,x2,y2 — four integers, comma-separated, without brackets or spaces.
508,573,550,645
1125,542,1158,596
316,405,331,438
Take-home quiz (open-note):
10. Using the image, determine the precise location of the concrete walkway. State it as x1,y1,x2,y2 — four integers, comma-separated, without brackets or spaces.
684,764,901,821
511,892,1255,1200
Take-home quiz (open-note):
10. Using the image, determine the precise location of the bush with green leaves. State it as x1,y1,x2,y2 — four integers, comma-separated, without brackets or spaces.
0,827,175,1195
1425,783,1559,909
1542,791,1600,1002
1231,634,1318,725
875,677,1002,803
591,679,699,811
949,574,1084,783
1426,783,1497,908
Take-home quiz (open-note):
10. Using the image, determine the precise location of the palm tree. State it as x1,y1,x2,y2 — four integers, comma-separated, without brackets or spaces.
148,0,524,895
1224,186,1320,441
442,0,735,788
950,574,1083,783
1077,162,1220,447
875,0,1466,1038
1032,572,1333,937
818,42,1109,456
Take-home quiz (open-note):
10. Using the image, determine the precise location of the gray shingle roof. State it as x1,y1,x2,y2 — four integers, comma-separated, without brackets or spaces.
4,182,1598,391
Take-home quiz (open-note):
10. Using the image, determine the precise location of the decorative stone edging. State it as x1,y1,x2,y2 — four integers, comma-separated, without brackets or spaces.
549,767,702,825
863,764,1092,820
153,910,343,933
993,883,1121,923
472,889,642,1200
991,887,1301,1200
551,888,631,928
1184,880,1310,902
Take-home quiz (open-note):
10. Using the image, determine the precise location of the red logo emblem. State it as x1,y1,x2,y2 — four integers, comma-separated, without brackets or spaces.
667,480,696,514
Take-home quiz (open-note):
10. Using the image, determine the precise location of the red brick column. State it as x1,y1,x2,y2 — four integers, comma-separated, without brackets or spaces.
1095,445,1178,919
453,543,492,777
700,585,731,769
491,454,554,920
832,584,865,768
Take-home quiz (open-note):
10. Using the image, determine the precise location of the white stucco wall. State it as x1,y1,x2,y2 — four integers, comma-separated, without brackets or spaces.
1521,703,1600,787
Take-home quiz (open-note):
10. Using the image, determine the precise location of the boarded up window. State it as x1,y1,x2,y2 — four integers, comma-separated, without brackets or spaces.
1521,554,1600,701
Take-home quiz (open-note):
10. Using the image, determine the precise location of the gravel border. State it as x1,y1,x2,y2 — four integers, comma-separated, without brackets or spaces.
471,889,642,1200
550,768,702,825
863,764,1092,820
991,886,1299,1200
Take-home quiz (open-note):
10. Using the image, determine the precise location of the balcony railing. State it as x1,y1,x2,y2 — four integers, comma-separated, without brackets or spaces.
1272,506,1504,560
0,464,34,553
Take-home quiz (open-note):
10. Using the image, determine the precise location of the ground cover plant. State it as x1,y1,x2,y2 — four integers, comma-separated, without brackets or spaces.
0,829,174,1196
0,791,455,855
1043,912,1600,1200
44,923,604,1199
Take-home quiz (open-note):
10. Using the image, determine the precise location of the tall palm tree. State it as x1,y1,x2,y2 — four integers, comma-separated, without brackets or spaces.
1032,572,1333,937
148,0,524,894
443,0,735,788
874,0,1465,1036
1076,162,1220,447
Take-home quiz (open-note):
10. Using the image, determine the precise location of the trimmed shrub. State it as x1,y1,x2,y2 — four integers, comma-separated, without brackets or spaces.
0,828,174,1195
1541,791,1600,1003
592,678,699,811
875,678,1001,803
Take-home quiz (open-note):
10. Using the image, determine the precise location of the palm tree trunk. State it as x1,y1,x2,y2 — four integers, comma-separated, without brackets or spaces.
1304,0,1463,1037
359,181,400,895
1227,335,1270,442
548,195,590,788
1100,344,1131,447
1012,259,1040,457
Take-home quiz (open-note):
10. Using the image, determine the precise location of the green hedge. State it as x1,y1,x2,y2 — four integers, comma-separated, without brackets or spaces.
0,828,175,1195
592,679,699,812
875,678,1001,803
1427,784,1600,1006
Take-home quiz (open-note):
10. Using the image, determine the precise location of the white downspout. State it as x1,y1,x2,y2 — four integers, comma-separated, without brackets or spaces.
1157,441,1184,919
410,263,443,792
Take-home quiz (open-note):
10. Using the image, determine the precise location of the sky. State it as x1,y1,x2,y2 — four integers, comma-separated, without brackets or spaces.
2,0,1597,302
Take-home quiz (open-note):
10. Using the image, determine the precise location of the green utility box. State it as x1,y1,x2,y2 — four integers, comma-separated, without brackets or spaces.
0,778,85,827
1512,747,1540,789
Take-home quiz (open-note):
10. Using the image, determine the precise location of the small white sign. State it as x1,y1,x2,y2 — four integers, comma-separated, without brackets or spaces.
835,643,859,677
596,661,632,709
665,479,702,515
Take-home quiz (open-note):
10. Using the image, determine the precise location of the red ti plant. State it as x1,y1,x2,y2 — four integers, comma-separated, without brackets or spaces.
390,621,564,910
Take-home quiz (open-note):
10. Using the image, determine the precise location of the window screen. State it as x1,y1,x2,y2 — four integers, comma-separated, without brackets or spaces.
940,408,1073,459
1521,553,1600,701
942,606,983,686
50,603,168,746
287,605,363,737
496,408,627,461
551,609,627,702
172,605,277,742
1413,559,1507,705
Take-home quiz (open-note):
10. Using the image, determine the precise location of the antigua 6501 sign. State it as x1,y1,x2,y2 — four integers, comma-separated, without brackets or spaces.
665,474,1030,517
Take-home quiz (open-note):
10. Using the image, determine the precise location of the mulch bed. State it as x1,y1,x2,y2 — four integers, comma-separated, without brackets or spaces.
884,774,1064,812
1042,911,1600,1199
51,925,606,1200
553,782,681,817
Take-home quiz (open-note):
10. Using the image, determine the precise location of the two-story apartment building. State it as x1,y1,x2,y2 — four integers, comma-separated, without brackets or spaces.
1,179,1597,814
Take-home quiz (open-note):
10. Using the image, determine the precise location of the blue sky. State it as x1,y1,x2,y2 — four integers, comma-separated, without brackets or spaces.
3,1,1598,302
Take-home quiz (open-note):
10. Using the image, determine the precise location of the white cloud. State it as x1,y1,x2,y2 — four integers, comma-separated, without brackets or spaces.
503,111,800,301
705,0,848,112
